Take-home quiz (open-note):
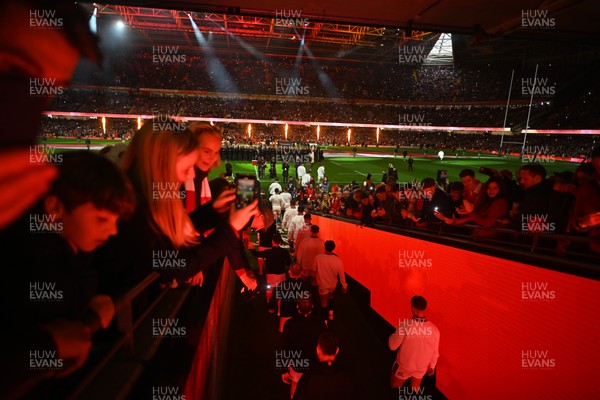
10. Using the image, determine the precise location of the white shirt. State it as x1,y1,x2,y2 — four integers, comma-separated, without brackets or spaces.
389,317,440,373
301,173,311,186
280,192,292,209
317,166,325,179
269,193,285,210
288,215,305,241
297,236,325,277
294,224,312,251
297,165,306,178
269,182,283,195
314,252,347,290
282,206,298,231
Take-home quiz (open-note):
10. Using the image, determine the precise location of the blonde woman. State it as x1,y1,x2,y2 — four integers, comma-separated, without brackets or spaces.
94,121,258,294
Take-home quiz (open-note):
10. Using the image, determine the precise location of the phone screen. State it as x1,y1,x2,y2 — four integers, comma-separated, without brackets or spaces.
236,176,256,209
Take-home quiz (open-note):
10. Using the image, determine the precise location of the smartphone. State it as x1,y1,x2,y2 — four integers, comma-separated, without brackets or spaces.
235,174,257,209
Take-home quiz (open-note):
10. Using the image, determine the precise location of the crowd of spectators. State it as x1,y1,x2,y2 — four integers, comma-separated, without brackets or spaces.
70,51,591,105
40,114,598,158
272,149,600,256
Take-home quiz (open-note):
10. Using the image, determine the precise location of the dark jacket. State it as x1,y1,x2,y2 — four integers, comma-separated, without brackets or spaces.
514,179,553,232
294,361,366,400
419,188,454,223
283,313,327,372
250,246,291,275
94,181,241,297
519,179,553,217
0,205,100,394
268,277,311,317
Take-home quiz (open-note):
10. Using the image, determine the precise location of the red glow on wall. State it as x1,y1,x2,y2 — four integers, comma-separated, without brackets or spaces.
313,216,600,399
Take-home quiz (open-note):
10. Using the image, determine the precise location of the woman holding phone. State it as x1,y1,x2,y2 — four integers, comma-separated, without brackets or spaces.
94,121,258,296
437,176,508,238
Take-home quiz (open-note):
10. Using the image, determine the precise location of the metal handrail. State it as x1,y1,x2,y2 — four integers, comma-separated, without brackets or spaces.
66,272,167,399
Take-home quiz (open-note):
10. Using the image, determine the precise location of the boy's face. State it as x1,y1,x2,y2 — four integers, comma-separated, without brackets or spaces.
51,200,119,253
450,190,462,201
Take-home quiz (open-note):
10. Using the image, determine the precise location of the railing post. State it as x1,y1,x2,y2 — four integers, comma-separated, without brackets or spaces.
116,303,134,353
531,234,539,253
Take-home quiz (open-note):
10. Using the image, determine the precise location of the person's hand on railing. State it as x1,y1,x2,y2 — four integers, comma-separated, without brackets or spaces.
88,295,116,329
498,218,511,226
433,210,446,221
236,269,258,291
186,271,204,287
401,208,419,223
41,319,92,378
578,211,600,229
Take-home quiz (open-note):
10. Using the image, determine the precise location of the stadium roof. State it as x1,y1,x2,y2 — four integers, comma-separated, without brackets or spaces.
91,1,600,63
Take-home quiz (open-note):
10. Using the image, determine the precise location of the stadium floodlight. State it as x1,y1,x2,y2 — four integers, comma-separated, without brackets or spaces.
425,33,453,65
89,7,97,34
115,20,125,30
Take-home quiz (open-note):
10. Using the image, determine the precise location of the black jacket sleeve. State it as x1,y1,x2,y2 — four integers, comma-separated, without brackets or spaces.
189,202,222,232
94,205,243,296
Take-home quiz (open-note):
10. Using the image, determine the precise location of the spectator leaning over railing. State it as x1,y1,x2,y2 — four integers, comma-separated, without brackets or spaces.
402,178,454,228
1,152,135,395
510,164,553,234
458,169,483,215
93,121,258,298
437,176,508,238
570,145,600,253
